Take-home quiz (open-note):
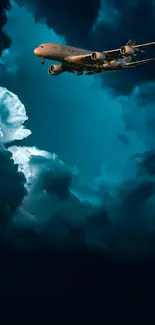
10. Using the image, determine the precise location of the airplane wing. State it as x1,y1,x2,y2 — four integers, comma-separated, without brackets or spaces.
124,58,155,68
64,41,155,65
134,42,155,51
64,54,98,66
103,41,155,60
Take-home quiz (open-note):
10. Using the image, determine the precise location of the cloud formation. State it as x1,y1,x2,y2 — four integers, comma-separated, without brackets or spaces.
7,141,155,259
94,0,155,95
120,84,155,149
0,1,11,56
9,145,77,225
0,87,30,224
0,147,27,225
15,0,101,48
0,87,31,143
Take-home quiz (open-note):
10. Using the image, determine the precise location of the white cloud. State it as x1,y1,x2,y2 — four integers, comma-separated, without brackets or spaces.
9,144,102,226
0,87,31,143
8,145,57,187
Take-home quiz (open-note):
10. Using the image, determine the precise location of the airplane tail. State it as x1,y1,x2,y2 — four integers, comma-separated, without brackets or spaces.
126,39,136,47
126,39,146,54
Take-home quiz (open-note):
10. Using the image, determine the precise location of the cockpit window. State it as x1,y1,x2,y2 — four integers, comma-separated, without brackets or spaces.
39,45,44,48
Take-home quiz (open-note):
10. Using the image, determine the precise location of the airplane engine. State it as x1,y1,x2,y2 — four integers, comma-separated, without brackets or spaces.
120,45,135,56
48,64,64,75
91,52,106,62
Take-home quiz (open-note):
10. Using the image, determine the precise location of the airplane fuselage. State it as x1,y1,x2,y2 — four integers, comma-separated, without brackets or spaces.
34,43,91,63
34,42,127,71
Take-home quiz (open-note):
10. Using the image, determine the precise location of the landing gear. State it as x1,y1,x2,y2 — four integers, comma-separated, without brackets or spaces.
96,68,102,73
41,58,45,65
76,71,83,76
74,68,102,76
85,71,95,76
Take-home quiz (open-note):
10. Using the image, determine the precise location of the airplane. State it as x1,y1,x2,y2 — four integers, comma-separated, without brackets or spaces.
34,39,155,76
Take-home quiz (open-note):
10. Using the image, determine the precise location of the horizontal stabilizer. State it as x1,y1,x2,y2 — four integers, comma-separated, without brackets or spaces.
125,58,155,68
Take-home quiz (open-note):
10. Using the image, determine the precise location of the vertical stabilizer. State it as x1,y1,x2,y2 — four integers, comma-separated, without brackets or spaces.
126,39,136,47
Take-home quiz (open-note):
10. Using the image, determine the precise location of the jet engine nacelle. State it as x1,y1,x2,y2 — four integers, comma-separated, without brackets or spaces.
48,64,64,75
120,45,135,56
91,52,106,62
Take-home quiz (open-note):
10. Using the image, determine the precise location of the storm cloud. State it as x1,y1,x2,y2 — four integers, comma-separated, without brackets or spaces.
15,0,101,48
94,0,155,95
0,1,11,56
0,148,27,225
0,87,30,225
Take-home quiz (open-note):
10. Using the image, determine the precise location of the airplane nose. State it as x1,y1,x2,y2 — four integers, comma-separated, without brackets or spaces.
34,48,39,56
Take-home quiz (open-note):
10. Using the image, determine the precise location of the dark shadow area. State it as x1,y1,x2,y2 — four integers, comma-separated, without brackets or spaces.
0,234,155,324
